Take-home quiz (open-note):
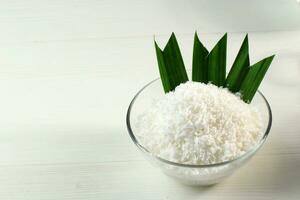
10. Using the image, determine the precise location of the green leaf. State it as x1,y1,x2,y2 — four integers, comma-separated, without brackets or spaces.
225,34,250,92
154,33,188,93
192,32,209,83
155,42,171,92
240,55,275,103
208,33,227,86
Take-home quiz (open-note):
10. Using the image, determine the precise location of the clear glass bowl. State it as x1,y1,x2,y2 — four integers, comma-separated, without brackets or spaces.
126,78,272,186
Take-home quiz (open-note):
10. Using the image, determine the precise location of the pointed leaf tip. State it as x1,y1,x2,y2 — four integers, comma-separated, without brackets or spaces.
192,32,209,83
225,34,250,92
207,33,227,86
240,55,275,102
155,33,188,93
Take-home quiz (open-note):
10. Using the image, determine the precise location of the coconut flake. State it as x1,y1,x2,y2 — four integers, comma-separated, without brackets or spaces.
136,81,263,165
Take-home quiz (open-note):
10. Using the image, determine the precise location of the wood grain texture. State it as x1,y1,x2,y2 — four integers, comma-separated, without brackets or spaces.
0,1,299,199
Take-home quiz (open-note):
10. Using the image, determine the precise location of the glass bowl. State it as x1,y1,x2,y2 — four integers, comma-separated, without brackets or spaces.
126,78,272,186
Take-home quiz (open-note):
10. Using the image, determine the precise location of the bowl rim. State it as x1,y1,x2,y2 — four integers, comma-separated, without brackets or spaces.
126,78,272,168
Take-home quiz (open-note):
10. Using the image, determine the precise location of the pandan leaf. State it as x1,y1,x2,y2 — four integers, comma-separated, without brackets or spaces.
155,42,171,92
208,33,227,86
240,55,275,102
192,32,209,83
225,34,250,92
154,33,188,93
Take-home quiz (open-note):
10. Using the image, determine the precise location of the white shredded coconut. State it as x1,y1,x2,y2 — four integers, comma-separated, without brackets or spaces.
136,81,263,165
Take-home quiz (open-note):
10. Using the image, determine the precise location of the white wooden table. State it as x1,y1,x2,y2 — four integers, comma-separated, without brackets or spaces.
0,1,299,199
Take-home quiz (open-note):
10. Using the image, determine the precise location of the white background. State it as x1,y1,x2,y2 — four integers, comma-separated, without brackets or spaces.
0,0,299,199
